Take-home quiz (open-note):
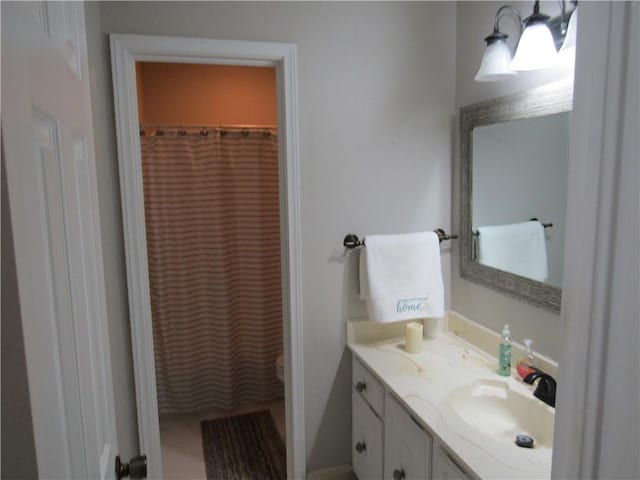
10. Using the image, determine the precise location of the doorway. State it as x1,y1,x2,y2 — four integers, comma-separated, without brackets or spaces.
110,35,304,479
137,61,284,478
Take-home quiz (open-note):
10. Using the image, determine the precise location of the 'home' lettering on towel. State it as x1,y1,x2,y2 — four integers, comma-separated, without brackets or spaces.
396,297,428,313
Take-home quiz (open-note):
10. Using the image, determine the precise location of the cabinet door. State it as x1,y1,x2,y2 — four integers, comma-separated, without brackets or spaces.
384,395,432,480
432,447,472,480
353,392,383,480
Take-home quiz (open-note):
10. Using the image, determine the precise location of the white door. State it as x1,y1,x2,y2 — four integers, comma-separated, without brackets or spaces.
2,2,119,479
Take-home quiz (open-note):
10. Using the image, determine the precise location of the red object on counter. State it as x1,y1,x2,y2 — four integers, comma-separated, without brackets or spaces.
517,361,536,380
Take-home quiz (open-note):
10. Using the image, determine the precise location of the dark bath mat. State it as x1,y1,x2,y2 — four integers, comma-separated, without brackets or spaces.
201,410,286,480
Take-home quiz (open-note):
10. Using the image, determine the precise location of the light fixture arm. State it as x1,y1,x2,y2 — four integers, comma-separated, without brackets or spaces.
556,0,577,37
557,0,568,35
493,5,523,35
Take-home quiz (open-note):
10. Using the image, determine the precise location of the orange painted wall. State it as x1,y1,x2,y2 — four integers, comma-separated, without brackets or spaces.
136,62,277,126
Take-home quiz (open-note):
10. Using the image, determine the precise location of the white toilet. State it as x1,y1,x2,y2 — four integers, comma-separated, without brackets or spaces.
276,354,285,382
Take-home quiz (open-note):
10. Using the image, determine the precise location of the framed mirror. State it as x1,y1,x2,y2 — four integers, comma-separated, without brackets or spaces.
460,81,573,312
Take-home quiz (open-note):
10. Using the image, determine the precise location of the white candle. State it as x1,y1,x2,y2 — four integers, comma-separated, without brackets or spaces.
405,321,423,353
423,317,442,339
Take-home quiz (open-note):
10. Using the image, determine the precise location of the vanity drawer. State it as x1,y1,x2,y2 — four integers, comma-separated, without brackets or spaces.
353,391,383,480
353,357,385,416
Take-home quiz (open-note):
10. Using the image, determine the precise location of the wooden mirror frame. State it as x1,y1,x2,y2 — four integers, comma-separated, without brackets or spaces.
459,80,573,312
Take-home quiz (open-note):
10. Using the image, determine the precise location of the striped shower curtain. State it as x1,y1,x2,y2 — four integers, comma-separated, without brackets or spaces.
140,126,283,415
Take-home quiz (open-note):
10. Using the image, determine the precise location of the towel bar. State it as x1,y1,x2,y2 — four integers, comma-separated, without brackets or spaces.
472,219,553,237
343,229,458,249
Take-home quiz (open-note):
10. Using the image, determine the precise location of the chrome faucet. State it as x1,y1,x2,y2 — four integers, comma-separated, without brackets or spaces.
523,370,556,408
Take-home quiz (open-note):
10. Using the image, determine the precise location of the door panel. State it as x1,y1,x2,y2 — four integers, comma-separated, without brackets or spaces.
2,2,118,478
31,109,88,478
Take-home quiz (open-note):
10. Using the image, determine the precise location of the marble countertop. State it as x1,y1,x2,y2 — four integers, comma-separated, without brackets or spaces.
348,331,553,479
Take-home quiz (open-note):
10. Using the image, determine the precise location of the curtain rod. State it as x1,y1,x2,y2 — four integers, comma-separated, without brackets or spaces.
139,123,277,129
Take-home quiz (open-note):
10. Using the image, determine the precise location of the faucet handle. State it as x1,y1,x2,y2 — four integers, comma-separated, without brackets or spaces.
523,370,556,408
522,368,544,384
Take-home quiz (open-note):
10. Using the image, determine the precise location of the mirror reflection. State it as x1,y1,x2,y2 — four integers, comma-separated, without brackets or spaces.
472,112,569,288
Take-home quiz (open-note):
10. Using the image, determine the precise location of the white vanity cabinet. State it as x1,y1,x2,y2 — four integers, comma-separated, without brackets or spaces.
352,392,383,479
352,357,473,480
352,358,385,480
433,445,473,480
353,355,385,414
385,394,433,480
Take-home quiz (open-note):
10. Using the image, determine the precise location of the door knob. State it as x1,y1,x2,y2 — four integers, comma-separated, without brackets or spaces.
355,381,366,393
393,468,406,480
115,454,147,479
355,441,366,453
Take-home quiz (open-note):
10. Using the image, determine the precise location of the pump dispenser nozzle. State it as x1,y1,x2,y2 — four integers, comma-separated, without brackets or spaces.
517,338,536,379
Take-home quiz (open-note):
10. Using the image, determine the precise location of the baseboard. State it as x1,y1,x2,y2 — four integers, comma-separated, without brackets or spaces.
305,464,356,480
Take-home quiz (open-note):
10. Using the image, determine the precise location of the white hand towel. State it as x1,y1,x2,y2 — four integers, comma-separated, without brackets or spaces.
359,232,444,323
477,221,548,282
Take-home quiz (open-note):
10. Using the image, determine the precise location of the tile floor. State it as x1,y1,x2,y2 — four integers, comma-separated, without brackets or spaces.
159,399,286,479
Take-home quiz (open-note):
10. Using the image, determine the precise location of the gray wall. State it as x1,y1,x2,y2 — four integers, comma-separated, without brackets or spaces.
1,155,38,480
89,1,456,471
85,1,139,461
453,1,574,360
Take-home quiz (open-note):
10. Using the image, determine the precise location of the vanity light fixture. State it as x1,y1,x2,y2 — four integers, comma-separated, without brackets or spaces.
510,1,558,71
475,1,577,82
559,6,578,62
474,11,520,82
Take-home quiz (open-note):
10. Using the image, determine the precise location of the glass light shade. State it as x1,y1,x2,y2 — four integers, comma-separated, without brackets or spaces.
559,7,578,62
510,23,559,71
475,40,517,82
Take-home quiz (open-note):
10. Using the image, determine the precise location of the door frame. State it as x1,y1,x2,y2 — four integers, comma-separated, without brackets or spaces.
110,34,305,479
552,2,639,478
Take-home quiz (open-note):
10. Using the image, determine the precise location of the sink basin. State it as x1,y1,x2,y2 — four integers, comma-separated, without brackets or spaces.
447,379,555,449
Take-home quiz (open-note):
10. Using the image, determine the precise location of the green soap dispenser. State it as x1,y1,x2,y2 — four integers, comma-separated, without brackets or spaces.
498,324,512,376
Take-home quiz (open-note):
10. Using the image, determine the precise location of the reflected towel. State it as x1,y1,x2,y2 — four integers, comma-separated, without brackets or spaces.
359,232,444,323
477,221,548,282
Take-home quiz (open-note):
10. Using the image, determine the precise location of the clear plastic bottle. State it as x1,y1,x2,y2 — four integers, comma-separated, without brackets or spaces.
517,339,536,379
498,324,512,376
